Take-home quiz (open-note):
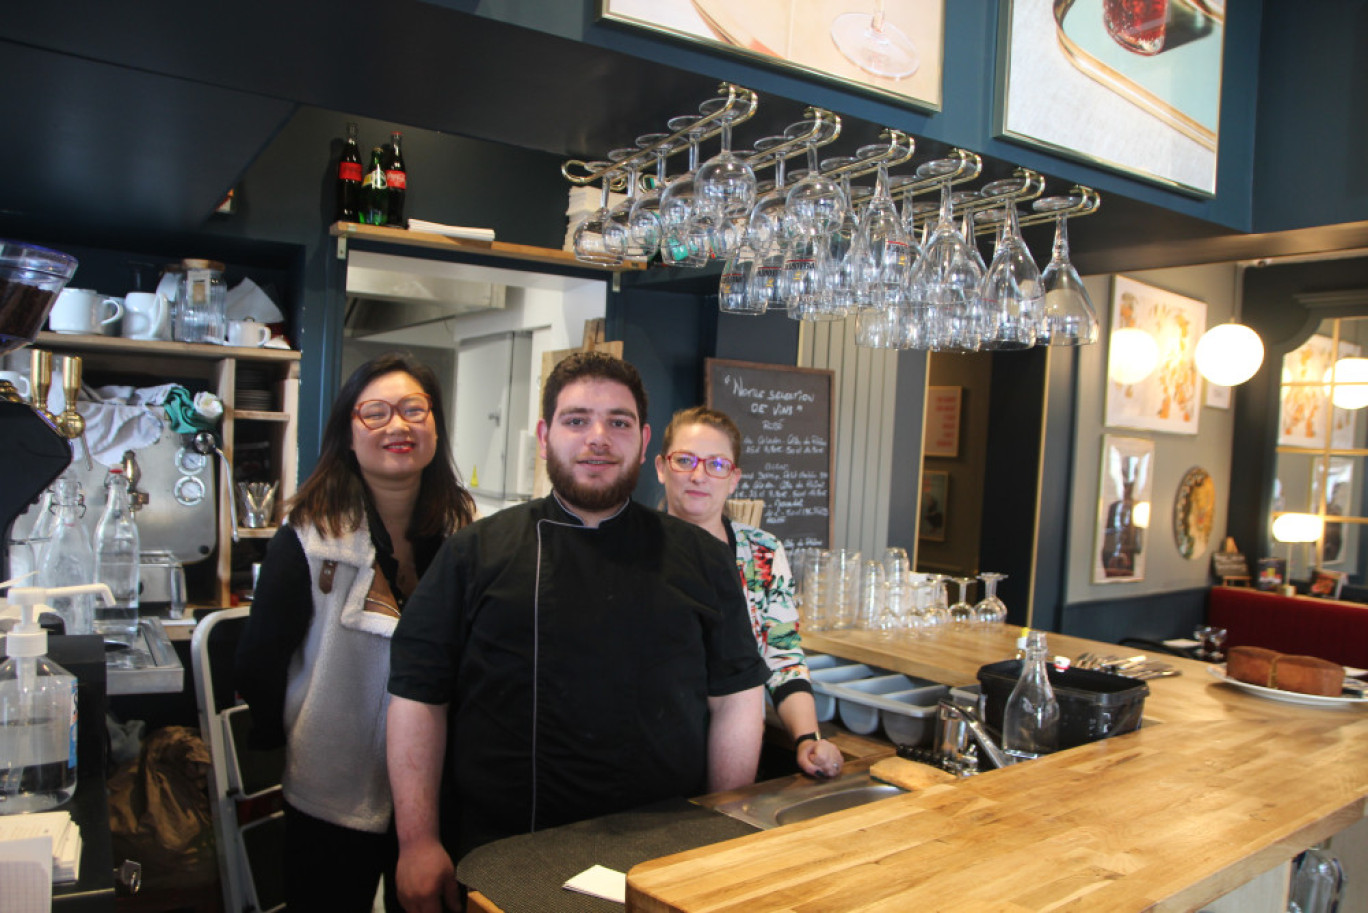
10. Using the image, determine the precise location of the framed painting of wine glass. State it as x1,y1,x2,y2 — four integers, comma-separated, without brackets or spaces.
995,0,1225,196
599,0,945,112
1093,435,1154,583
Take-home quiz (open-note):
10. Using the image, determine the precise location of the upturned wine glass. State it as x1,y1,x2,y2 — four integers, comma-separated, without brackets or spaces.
783,127,847,239
906,170,984,352
694,97,757,248
621,132,674,260
974,572,1008,624
605,147,643,260
830,0,919,79
744,136,792,257
572,166,625,267
949,577,976,623
658,115,709,268
812,161,860,321
978,203,1043,350
1034,196,1100,346
855,159,914,313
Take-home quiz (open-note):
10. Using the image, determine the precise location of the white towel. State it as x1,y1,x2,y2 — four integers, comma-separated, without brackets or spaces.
75,402,163,467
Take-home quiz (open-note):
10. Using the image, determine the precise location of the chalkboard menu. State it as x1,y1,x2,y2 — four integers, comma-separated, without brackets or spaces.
706,358,834,549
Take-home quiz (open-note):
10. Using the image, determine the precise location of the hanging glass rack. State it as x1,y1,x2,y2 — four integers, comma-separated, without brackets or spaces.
561,83,1100,242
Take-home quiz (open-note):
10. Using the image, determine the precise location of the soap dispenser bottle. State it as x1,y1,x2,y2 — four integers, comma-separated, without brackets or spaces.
0,583,113,814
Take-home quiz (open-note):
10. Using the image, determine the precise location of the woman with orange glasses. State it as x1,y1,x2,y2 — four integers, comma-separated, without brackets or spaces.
656,405,843,780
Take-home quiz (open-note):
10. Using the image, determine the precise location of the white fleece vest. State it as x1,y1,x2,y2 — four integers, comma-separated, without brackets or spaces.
280,523,397,833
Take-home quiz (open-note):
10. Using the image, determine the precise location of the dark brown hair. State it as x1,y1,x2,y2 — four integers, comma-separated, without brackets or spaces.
542,351,648,424
660,406,743,469
288,352,475,539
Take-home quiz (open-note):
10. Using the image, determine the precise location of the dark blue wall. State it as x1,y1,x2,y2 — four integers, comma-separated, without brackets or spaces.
1251,2,1368,232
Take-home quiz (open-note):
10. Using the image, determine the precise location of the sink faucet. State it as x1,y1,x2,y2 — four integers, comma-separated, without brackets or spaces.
936,699,1014,773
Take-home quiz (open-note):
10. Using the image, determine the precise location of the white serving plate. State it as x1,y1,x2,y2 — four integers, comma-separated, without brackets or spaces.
1206,664,1368,708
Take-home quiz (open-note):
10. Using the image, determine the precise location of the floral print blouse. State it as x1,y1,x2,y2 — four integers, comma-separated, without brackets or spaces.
726,519,813,705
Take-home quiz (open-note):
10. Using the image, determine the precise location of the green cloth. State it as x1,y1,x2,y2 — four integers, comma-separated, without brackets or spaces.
162,386,218,434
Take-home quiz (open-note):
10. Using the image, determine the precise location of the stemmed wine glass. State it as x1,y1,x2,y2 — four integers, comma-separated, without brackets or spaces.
572,164,625,267
949,577,976,623
978,201,1043,350
695,97,757,259
1035,196,1100,346
783,127,847,240
854,156,914,316
620,133,673,261
906,164,985,352
605,147,644,260
811,156,860,321
658,115,709,268
974,572,1008,624
830,0,920,79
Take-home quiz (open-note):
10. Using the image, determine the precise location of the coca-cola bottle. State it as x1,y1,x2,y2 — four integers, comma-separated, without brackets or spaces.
335,122,362,222
383,131,407,228
361,147,388,226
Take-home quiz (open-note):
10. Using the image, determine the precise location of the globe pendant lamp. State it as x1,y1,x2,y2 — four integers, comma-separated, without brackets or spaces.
1323,357,1368,409
1107,327,1160,385
1195,322,1264,387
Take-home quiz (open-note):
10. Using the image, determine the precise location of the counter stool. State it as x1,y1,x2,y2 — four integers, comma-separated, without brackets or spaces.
191,607,286,913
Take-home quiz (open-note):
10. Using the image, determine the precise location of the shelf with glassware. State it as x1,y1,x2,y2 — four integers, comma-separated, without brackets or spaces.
327,221,646,271
32,331,300,607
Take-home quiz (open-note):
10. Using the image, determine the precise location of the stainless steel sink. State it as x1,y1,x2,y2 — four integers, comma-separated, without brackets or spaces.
709,771,906,830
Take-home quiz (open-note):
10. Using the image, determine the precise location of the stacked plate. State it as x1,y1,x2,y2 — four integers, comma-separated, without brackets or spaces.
235,389,274,411
236,366,275,411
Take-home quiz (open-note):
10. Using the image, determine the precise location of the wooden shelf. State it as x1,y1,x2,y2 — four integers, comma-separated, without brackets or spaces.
36,332,302,362
233,409,290,422
328,221,647,272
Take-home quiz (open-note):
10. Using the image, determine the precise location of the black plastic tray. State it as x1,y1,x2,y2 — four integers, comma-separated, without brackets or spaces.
977,660,1149,749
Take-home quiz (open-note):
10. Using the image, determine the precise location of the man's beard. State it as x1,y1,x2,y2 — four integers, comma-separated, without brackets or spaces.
546,448,641,513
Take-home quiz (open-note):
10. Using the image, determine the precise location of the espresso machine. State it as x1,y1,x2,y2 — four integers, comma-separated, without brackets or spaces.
0,239,81,571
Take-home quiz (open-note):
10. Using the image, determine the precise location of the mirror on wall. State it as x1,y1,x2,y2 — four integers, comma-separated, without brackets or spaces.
1273,316,1368,589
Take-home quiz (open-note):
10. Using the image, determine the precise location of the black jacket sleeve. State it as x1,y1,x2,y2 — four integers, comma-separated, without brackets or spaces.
233,526,313,749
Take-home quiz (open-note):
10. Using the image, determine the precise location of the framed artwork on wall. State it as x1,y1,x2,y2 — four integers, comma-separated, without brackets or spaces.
1093,434,1154,583
923,386,961,458
600,0,945,111
1104,275,1205,435
920,470,948,541
995,0,1225,196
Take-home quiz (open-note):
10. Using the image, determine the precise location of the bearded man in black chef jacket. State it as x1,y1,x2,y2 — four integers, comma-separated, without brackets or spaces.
386,351,767,913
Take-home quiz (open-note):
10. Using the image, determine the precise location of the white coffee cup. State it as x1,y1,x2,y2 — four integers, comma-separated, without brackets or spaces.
49,288,124,335
123,292,170,340
225,318,271,347
0,370,30,399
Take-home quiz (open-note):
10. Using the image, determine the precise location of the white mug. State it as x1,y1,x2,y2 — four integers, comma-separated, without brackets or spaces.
123,291,170,340
0,370,30,399
49,288,124,335
225,318,271,347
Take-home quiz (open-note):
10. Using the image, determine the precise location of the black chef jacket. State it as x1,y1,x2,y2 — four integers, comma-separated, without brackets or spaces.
388,495,767,860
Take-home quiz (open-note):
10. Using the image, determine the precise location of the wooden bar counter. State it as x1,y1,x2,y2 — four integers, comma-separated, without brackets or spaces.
628,626,1368,912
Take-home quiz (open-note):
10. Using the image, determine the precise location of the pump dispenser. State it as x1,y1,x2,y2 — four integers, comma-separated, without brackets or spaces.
0,583,113,814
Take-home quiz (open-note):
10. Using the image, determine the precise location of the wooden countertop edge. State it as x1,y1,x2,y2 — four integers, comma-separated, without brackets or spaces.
625,628,1368,912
